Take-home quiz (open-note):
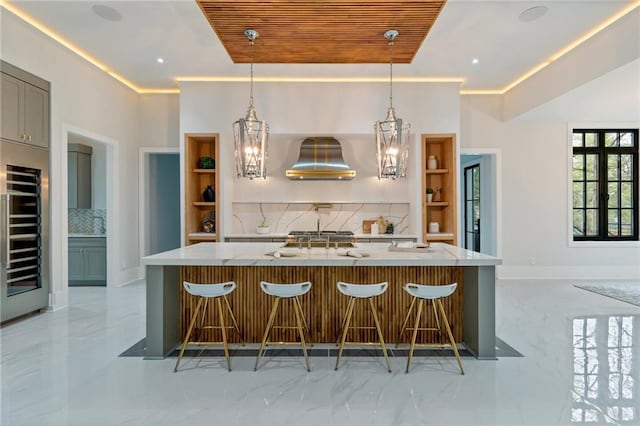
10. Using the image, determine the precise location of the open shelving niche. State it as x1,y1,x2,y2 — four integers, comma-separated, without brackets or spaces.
422,133,457,245
184,133,219,245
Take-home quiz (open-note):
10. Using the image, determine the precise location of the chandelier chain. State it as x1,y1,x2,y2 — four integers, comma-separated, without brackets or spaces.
389,37,394,108
249,38,255,108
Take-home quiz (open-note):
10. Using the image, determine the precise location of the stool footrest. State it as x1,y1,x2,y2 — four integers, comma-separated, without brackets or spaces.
185,341,233,346
265,341,310,346
271,325,301,330
342,341,386,346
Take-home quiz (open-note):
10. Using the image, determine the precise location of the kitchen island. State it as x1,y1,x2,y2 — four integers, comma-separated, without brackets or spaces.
142,242,501,360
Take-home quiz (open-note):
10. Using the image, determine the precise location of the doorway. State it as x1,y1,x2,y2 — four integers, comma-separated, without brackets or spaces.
460,151,500,257
464,163,481,252
139,149,180,256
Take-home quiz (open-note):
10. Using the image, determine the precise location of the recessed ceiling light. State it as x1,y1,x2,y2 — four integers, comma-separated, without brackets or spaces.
156,58,165,64
518,6,548,23
91,4,122,22
472,58,479,65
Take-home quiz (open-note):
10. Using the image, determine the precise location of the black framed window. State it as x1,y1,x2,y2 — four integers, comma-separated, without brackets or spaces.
572,129,639,241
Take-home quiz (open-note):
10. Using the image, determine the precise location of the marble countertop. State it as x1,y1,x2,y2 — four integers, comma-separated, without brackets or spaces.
142,242,501,267
69,233,106,238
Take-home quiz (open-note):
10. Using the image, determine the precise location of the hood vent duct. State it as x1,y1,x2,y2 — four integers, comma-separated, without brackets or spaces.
286,137,356,180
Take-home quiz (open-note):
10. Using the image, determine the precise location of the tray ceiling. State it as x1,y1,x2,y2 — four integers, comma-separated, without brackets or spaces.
196,0,447,64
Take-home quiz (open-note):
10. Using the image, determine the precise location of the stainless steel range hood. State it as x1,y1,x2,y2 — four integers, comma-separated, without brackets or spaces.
285,137,356,180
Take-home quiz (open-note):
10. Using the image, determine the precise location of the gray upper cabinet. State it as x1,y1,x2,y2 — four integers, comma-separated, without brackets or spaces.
68,144,92,209
0,61,50,149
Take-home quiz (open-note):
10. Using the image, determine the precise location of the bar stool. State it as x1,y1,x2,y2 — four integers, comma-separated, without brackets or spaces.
254,281,312,372
335,281,392,372
174,281,244,372
398,282,464,374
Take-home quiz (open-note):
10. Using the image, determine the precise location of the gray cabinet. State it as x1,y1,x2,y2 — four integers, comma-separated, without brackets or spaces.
0,61,50,149
68,144,92,209
68,237,106,286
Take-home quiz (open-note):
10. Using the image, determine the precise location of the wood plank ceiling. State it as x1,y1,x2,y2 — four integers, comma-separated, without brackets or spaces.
196,0,447,64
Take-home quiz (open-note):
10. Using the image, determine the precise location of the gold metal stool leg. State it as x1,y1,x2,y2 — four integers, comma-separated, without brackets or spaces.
336,297,354,346
216,298,231,371
174,298,203,372
405,298,424,373
293,299,311,372
335,297,355,370
294,296,313,347
437,299,464,375
397,296,417,347
254,297,280,371
223,295,244,345
369,298,392,373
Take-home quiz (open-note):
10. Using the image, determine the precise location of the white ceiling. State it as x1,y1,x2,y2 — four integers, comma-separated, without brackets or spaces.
6,0,637,91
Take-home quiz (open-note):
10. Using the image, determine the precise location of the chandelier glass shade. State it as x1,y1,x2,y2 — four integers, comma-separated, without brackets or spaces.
233,29,268,179
375,30,410,180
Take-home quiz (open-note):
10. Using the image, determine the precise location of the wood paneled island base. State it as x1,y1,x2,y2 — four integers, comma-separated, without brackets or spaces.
142,242,501,360
180,265,464,345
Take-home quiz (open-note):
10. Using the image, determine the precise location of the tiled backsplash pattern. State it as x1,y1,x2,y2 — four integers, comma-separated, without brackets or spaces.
69,209,107,234
232,203,409,234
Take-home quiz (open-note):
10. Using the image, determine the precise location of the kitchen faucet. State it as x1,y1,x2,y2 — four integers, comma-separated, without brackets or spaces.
93,216,106,234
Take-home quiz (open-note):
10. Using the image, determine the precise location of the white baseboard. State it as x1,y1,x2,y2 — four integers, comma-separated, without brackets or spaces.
116,266,144,287
497,265,640,280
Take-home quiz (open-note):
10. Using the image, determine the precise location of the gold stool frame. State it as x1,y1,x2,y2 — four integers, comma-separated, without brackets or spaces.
398,294,464,374
335,296,392,373
174,294,244,372
254,282,313,372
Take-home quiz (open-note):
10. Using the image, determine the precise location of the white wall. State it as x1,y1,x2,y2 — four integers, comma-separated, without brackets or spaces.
461,59,640,279
0,10,179,308
179,81,461,239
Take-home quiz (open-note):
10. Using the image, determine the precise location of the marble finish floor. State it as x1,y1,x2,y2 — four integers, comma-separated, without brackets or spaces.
1,279,639,426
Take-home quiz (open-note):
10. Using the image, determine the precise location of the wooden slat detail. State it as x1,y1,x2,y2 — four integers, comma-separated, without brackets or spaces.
196,1,447,64
179,266,463,344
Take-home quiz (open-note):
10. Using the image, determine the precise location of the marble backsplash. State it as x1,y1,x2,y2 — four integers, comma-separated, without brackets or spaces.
69,209,107,234
232,203,409,235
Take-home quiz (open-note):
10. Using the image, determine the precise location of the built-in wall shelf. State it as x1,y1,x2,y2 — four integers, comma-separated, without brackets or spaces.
426,233,455,241
187,232,217,240
422,133,457,245
185,133,219,245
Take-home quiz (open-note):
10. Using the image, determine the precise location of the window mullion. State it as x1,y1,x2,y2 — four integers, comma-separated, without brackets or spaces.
599,137,607,239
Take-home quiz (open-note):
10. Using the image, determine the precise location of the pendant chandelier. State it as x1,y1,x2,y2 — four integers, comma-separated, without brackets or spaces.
233,29,268,179
375,29,410,180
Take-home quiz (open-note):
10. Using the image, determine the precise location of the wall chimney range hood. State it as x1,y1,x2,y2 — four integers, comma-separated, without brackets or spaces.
286,137,356,180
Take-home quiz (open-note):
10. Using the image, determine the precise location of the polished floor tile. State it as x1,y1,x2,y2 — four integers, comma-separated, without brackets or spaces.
1,279,639,425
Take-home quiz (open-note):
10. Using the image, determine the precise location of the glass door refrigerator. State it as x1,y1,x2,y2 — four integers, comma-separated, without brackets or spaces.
0,139,49,322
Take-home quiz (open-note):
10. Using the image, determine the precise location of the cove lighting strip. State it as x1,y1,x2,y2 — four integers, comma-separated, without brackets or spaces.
461,0,640,95
175,76,464,83
3,0,638,95
0,0,178,94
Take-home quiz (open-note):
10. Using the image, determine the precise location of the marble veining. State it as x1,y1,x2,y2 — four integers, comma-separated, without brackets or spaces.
141,242,502,267
2,280,639,425
232,202,409,235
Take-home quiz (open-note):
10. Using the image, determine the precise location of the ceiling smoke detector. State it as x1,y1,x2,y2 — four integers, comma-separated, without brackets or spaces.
518,6,548,23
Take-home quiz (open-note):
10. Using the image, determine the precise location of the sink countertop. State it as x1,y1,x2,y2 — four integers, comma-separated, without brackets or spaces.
69,233,106,238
